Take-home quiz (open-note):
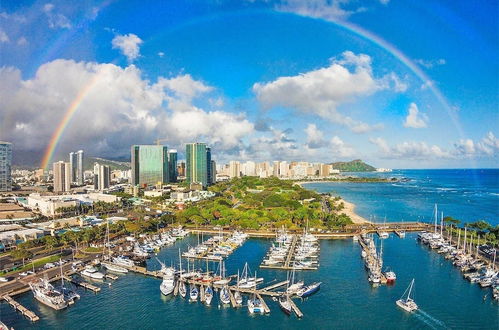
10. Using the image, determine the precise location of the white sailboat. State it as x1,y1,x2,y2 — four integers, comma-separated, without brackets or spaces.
396,279,418,312
204,286,213,305
189,285,199,301
220,285,231,305
179,281,187,298
102,220,128,273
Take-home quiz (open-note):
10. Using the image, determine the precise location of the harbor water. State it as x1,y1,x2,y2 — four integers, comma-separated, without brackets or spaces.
1,233,497,329
304,169,499,225
1,168,497,328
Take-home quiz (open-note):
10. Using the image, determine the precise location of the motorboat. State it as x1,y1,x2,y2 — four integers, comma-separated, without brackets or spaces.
81,265,104,280
30,278,68,310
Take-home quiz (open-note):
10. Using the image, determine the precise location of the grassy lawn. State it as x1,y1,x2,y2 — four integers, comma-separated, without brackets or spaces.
1,254,62,276
83,246,103,253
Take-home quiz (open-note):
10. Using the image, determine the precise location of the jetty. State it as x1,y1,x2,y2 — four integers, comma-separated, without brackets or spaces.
288,297,303,318
66,277,101,292
358,235,388,285
261,280,289,292
3,295,40,322
260,233,319,271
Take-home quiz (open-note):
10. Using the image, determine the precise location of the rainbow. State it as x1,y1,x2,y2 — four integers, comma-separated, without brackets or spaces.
39,9,460,169
40,75,100,169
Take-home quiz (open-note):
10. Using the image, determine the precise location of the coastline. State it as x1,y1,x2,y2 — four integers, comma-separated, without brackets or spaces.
297,181,370,224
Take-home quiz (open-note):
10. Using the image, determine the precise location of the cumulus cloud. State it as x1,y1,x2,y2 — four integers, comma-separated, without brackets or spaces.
369,137,451,160
43,3,72,29
253,51,390,133
305,124,327,149
403,103,428,128
158,52,165,58
0,59,254,161
415,58,446,69
454,132,499,157
16,36,28,46
112,33,143,62
276,0,366,21
330,135,356,157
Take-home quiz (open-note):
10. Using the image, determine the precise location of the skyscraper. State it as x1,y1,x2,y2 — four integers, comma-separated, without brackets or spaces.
69,152,77,183
131,145,169,187
229,161,241,178
76,150,84,185
93,163,110,191
53,161,71,192
186,143,211,188
210,160,216,184
0,142,12,192
168,149,178,182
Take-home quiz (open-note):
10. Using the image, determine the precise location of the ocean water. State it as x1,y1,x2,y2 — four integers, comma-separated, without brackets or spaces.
304,169,499,225
1,233,498,329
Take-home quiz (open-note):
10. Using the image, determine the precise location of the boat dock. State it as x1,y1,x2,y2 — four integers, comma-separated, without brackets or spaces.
358,235,388,285
395,230,405,238
256,293,270,313
261,280,289,292
65,277,101,292
288,298,303,318
105,273,118,280
3,295,40,322
260,234,319,271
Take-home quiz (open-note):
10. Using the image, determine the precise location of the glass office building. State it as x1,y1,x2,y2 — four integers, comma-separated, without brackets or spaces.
131,145,169,187
0,142,12,192
186,143,210,188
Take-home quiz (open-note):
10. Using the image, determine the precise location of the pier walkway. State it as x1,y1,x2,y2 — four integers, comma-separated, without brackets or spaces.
3,295,39,322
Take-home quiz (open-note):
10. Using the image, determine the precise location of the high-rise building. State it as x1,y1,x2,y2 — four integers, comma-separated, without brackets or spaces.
186,143,211,188
177,161,186,177
93,163,110,191
0,142,12,192
273,161,280,177
131,145,169,187
210,160,216,184
69,152,77,183
279,161,289,177
53,161,71,192
229,161,241,178
168,149,178,182
76,150,84,185
243,161,256,176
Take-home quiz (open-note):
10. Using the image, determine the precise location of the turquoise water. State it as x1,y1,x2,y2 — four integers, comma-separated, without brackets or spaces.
304,169,499,225
1,233,498,329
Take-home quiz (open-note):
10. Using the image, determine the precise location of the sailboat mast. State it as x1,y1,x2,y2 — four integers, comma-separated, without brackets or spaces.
440,212,443,237
434,204,438,233
463,227,467,253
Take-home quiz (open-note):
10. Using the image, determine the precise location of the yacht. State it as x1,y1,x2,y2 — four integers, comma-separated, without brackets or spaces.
30,278,68,310
189,285,199,302
160,268,175,296
396,279,418,312
112,256,135,268
81,265,104,279
101,261,128,274
204,286,213,305
179,281,187,298
296,282,321,298
384,270,397,284
248,294,265,314
278,295,292,315
220,286,231,305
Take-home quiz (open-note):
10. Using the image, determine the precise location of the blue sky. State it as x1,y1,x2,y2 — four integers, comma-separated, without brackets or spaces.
0,0,497,168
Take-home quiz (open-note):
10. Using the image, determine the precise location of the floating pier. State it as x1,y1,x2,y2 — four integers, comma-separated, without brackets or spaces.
261,280,289,292
66,277,101,292
105,274,118,280
288,298,303,318
256,293,270,314
260,234,319,270
3,295,40,322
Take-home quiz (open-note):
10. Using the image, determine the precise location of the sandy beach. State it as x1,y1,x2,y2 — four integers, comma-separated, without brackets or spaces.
337,198,370,224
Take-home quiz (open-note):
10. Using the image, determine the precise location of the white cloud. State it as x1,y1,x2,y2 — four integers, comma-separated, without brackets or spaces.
253,51,389,133
415,58,446,69
158,52,165,58
276,0,366,21
403,103,428,128
112,33,143,62
454,132,499,157
0,60,254,160
43,3,72,29
330,135,356,157
0,29,9,43
369,137,451,160
305,123,326,148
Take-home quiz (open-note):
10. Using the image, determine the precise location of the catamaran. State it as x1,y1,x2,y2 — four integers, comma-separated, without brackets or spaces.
189,285,199,301
396,279,418,312
247,293,265,314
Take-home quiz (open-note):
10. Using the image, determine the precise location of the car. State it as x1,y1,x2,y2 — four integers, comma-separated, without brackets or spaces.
0,277,8,282
19,272,28,277
44,263,55,269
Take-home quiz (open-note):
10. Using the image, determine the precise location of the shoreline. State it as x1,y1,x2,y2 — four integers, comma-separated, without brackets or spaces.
296,181,370,224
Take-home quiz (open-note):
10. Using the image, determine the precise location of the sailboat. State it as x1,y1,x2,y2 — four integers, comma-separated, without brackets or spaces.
296,282,321,298
204,286,213,305
278,294,292,316
213,261,230,285
101,220,128,274
286,268,304,294
179,281,187,298
220,285,231,305
237,263,263,288
396,279,418,312
58,260,79,304
233,270,242,306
